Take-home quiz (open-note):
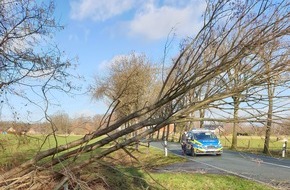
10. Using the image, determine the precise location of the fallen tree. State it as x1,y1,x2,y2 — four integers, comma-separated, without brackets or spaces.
1,0,289,189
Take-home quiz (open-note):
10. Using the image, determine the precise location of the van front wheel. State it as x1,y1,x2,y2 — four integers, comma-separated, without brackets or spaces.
189,147,195,156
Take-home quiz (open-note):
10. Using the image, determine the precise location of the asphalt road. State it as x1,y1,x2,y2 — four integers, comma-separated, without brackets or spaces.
150,141,290,189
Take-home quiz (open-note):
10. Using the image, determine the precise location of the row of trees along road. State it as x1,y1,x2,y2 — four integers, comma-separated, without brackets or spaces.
0,0,290,189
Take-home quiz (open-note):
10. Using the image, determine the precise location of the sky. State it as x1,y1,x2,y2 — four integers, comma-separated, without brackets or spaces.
1,0,207,122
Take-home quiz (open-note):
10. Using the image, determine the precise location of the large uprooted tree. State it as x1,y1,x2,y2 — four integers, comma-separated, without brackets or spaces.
1,0,289,189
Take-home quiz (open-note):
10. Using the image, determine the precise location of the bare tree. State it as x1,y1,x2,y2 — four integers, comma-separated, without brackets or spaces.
50,112,72,135
93,52,158,137
224,59,253,149
0,0,77,121
1,0,289,189
258,40,290,154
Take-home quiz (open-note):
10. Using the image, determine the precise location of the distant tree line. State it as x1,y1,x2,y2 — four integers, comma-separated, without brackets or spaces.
0,113,105,135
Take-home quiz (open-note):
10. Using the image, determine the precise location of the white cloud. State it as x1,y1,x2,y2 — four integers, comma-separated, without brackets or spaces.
98,59,111,71
128,1,207,40
97,54,128,72
70,0,136,21
69,0,207,40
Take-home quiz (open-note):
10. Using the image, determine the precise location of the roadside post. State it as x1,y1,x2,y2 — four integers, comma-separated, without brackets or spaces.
164,140,168,157
282,139,287,158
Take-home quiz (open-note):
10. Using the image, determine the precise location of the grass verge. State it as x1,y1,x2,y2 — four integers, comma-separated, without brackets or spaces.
91,145,274,190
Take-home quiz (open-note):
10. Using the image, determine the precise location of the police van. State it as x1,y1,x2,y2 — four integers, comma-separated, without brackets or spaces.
185,129,223,156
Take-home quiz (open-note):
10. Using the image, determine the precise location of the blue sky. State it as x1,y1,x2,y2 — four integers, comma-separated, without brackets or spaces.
2,0,207,121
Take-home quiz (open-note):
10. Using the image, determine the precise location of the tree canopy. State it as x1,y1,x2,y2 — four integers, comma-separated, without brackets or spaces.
0,0,76,121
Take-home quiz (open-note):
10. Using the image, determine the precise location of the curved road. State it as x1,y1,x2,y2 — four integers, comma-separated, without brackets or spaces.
151,141,290,189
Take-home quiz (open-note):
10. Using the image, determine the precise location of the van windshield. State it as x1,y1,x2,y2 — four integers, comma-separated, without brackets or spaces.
194,132,217,140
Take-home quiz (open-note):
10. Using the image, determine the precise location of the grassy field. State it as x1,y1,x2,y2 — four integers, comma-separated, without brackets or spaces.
0,134,276,189
219,135,290,157
0,134,82,168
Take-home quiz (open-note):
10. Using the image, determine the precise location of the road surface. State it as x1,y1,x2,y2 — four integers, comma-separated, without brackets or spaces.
151,141,290,189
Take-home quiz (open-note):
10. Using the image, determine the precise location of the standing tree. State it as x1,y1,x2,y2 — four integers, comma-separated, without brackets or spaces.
93,53,158,133
226,60,252,149
0,0,76,121
258,40,289,154
50,112,72,134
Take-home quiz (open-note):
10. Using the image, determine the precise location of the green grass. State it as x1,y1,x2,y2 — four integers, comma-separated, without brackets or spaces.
220,136,289,149
0,134,83,168
219,135,290,157
146,173,272,190
96,167,273,190
97,146,274,190
0,135,277,189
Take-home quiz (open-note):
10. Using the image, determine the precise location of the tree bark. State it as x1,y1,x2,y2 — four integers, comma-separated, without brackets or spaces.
263,75,274,154
231,96,240,150
200,108,205,128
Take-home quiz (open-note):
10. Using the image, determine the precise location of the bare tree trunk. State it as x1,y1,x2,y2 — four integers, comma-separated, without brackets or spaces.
166,125,170,141
156,129,161,139
171,124,176,142
200,108,205,128
161,127,166,140
263,77,274,154
149,125,154,139
231,96,240,150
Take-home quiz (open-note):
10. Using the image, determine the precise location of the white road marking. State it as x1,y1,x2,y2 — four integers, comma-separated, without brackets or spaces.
234,151,290,169
259,161,290,169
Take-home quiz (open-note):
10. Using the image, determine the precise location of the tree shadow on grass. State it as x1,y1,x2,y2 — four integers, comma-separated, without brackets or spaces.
72,147,153,190
82,161,150,190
